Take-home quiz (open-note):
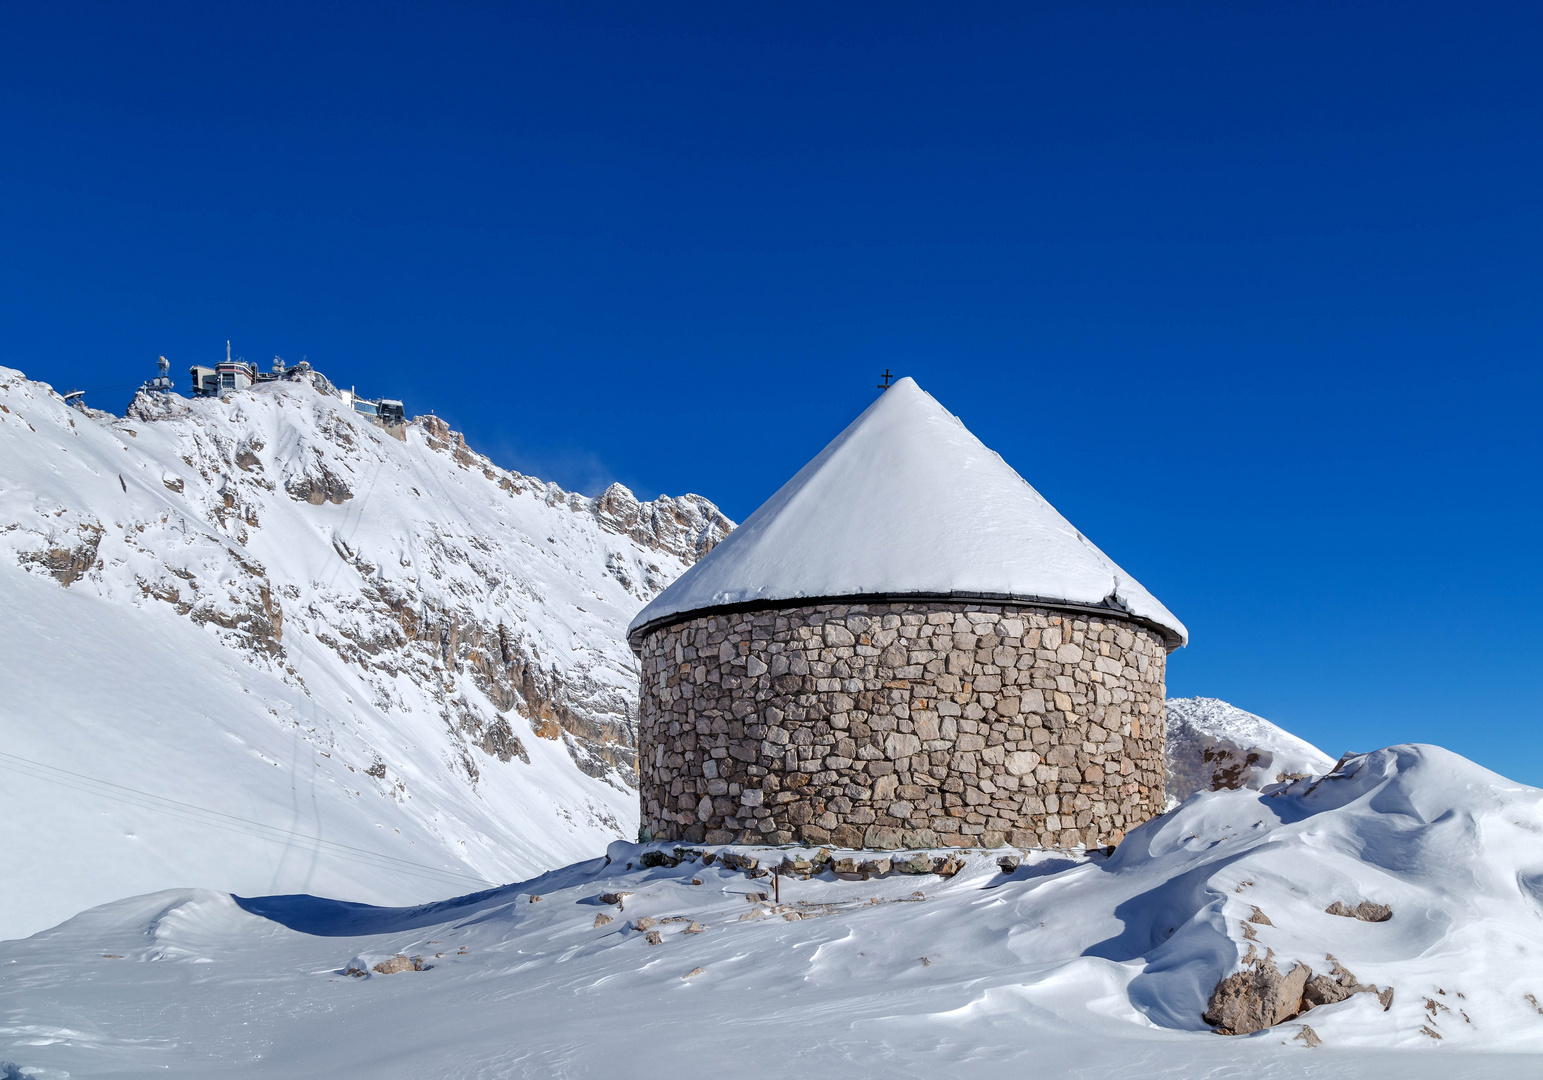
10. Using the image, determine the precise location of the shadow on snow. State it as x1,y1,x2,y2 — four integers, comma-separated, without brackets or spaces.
232,856,610,936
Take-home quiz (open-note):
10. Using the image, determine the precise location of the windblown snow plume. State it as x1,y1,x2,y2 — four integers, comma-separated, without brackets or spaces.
1166,697,1338,805
0,366,730,939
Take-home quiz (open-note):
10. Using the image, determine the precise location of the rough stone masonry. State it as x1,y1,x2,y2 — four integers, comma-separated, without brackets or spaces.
636,600,1167,849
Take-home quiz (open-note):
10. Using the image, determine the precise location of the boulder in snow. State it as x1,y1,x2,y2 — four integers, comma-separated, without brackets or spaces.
1202,958,1312,1034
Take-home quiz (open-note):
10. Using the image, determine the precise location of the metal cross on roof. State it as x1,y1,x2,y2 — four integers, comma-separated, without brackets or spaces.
877,368,894,389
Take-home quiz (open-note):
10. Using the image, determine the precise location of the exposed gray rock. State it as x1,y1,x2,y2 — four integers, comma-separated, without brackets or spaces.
590,482,731,564
1325,900,1392,922
371,954,426,975
17,522,102,586
284,466,352,505
1206,954,1391,1035
1302,958,1373,1008
1203,959,1312,1035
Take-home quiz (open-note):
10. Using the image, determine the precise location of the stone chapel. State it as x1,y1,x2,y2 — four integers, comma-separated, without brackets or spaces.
627,377,1186,850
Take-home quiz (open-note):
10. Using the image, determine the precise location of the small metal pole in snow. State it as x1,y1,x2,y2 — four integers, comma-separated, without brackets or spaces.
774,869,780,905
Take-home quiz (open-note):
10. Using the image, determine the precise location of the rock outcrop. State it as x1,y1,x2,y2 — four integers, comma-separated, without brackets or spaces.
9,372,733,788
1325,900,1393,922
1204,954,1391,1035
1203,958,1313,1035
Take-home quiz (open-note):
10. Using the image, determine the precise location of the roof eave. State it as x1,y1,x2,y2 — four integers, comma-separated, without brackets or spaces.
627,590,1186,657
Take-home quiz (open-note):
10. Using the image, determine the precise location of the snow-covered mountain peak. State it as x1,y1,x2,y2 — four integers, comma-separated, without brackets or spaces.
0,364,730,939
1166,696,1338,804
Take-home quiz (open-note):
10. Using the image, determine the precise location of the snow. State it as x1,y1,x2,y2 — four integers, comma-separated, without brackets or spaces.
6,364,1538,1075
4,742,1543,1077
1166,697,1339,804
630,376,1187,648
0,367,729,941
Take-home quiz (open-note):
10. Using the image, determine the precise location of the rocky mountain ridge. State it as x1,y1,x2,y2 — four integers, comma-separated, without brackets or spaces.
0,363,730,938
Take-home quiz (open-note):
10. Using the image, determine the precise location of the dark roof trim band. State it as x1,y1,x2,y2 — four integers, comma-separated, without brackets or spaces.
628,591,1184,655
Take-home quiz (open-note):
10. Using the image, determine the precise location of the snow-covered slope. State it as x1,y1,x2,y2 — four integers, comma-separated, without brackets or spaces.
1166,697,1339,804
4,743,1542,1077
0,366,730,940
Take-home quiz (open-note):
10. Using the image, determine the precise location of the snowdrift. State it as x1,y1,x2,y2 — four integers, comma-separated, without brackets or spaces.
4,742,1542,1077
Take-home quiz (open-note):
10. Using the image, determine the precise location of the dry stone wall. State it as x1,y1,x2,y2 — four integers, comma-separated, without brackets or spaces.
636,601,1168,850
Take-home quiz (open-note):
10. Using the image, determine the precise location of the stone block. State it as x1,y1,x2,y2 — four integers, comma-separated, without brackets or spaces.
831,825,865,848
863,826,904,850
1046,745,1078,766
1004,750,1040,776
824,624,857,647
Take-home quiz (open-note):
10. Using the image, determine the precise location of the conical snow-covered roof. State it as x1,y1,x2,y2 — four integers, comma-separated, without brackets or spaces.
629,377,1186,649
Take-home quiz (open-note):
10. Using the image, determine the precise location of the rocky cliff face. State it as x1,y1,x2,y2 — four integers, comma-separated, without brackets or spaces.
101,380,732,784
0,364,731,937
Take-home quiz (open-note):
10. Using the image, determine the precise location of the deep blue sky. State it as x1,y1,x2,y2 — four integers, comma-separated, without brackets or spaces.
2,3,1539,781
